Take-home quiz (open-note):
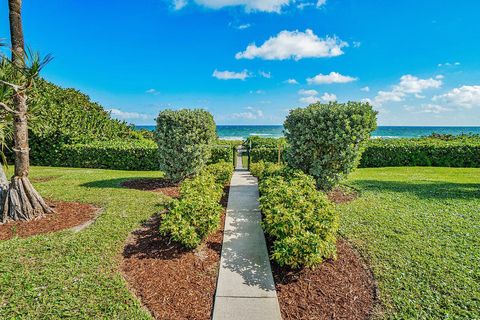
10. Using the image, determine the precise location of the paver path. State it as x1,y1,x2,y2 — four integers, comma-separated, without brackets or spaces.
212,158,282,320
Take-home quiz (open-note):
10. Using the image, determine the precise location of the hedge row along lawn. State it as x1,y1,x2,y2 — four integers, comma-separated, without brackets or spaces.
0,166,166,319
338,167,480,319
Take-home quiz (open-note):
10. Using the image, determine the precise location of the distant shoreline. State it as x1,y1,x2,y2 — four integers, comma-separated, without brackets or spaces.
135,125,480,140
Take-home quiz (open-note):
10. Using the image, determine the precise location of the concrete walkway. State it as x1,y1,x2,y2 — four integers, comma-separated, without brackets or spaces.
212,157,282,320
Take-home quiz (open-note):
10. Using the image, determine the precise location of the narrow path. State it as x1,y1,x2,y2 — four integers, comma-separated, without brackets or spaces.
212,163,282,320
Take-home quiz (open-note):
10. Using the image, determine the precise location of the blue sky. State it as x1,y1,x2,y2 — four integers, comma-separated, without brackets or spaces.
1,0,480,125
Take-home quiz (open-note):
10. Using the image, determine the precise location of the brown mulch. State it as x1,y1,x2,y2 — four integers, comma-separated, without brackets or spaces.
273,239,377,320
0,201,99,240
121,186,229,320
327,186,359,204
30,176,58,183
121,178,180,198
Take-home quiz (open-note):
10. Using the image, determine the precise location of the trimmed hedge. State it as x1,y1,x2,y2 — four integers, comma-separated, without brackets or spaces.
284,101,377,190
250,147,286,164
209,145,234,164
159,171,223,248
156,109,216,182
259,169,338,268
57,140,159,170
360,137,480,168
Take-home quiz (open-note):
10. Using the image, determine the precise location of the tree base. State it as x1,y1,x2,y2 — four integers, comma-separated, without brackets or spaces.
0,177,54,224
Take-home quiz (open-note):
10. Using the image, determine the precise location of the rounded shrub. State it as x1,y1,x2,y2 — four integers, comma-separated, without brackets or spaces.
259,171,338,268
206,161,234,186
284,101,377,190
156,109,216,182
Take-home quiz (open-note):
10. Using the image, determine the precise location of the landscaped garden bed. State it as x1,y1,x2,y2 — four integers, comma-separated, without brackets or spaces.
0,200,99,240
122,186,229,320
121,178,180,198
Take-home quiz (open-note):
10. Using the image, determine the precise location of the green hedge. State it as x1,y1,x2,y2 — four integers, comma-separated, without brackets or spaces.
360,137,480,168
206,161,234,186
57,140,159,170
250,147,286,163
259,169,338,268
209,145,234,164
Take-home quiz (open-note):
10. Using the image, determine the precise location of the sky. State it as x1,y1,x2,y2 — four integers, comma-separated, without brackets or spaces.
1,0,480,126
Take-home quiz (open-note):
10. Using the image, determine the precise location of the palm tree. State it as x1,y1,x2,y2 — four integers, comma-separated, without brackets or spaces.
0,0,53,222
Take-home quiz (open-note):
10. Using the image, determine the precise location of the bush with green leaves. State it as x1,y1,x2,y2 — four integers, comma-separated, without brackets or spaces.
57,140,159,170
360,135,480,168
259,171,338,268
206,161,234,185
245,136,287,150
284,101,377,190
250,161,266,179
209,145,233,164
156,109,216,182
159,171,223,248
250,147,286,163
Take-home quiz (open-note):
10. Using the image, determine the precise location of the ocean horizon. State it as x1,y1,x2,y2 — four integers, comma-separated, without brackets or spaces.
135,125,480,140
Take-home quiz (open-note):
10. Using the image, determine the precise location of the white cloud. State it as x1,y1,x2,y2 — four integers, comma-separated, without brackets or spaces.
284,78,298,84
145,88,160,95
438,62,461,67
237,23,251,30
232,107,264,119
436,75,444,79
235,29,347,60
109,108,151,120
372,74,443,106
419,104,451,114
250,89,265,94
299,95,319,104
212,69,250,80
307,71,357,85
298,89,318,96
173,0,188,9
176,0,325,13
353,41,361,48
259,70,271,78
361,86,370,92
432,85,480,109
321,92,337,102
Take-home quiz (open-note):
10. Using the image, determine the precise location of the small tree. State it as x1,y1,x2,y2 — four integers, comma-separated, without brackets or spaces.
0,0,54,223
156,109,216,182
284,101,377,190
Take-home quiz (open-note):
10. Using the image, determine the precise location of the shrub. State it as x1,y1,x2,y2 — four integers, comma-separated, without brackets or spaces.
360,136,480,168
57,139,159,170
206,161,234,185
159,171,223,248
259,171,338,268
245,136,287,150
284,101,377,190
250,161,265,179
250,147,286,164
209,145,233,164
156,109,216,182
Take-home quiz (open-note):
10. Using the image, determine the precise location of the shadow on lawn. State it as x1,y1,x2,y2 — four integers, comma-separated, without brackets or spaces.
81,177,165,189
353,180,480,200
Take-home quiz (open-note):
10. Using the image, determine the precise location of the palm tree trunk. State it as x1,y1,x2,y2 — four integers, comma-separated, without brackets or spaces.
0,0,53,223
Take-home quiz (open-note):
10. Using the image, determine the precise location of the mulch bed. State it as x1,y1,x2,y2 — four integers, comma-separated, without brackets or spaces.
121,178,180,198
327,186,359,204
273,239,377,320
0,201,99,240
121,186,229,320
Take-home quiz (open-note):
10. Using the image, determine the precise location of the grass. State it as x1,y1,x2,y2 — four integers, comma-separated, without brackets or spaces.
242,155,248,168
0,166,478,319
338,167,480,319
0,166,167,319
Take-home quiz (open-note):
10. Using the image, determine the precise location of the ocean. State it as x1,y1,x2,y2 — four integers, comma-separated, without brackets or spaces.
135,125,480,140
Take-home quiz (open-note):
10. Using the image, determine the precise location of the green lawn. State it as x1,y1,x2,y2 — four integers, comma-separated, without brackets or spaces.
0,166,167,319
0,166,478,319
338,167,480,319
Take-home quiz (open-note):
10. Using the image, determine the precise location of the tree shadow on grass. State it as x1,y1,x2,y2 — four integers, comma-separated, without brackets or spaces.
353,180,480,200
81,177,168,189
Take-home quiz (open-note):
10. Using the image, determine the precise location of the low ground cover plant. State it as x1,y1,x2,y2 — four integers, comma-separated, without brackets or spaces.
156,109,216,182
284,101,377,190
159,171,224,248
259,169,339,268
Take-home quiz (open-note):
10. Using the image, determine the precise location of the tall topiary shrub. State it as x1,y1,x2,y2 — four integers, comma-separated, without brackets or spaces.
156,109,216,182
284,101,377,190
